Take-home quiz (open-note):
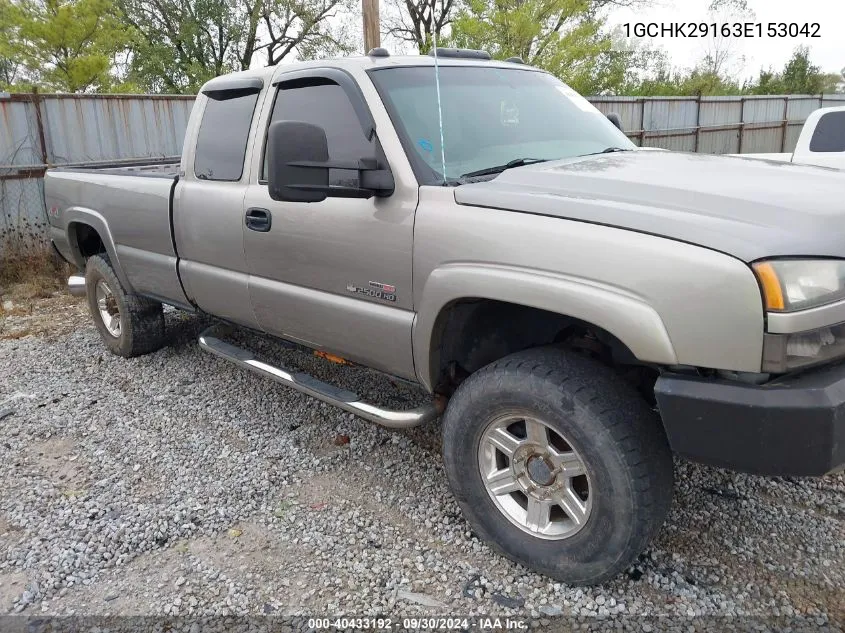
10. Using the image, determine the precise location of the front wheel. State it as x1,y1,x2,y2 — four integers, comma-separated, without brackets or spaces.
441,347,674,585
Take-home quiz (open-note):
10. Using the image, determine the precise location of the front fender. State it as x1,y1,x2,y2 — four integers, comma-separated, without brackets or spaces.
413,263,677,391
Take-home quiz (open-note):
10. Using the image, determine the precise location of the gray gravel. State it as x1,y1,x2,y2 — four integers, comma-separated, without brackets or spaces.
0,300,843,630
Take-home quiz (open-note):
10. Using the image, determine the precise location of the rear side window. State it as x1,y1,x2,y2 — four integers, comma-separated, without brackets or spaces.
194,91,259,181
262,81,374,183
809,111,845,153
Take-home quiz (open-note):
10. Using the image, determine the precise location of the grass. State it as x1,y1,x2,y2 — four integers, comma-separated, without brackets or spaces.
0,248,81,339
0,248,74,312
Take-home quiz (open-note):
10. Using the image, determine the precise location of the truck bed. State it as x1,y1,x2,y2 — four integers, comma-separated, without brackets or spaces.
45,160,190,308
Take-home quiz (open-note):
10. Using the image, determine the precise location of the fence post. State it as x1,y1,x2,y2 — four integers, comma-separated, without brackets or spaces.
694,95,701,152
30,89,49,168
737,97,746,154
639,98,646,146
780,97,788,153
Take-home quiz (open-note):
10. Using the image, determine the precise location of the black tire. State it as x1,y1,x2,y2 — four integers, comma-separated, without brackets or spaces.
85,254,165,358
442,346,673,585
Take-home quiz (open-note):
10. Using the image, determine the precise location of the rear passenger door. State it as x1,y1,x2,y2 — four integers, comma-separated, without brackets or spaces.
242,69,418,379
174,78,263,329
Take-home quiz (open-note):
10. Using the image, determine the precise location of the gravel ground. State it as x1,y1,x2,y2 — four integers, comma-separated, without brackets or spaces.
0,290,843,631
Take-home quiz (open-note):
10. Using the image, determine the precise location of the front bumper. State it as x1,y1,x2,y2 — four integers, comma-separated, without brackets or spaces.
655,363,845,476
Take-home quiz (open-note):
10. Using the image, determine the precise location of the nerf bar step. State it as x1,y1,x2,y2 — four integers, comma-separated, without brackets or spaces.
198,326,439,429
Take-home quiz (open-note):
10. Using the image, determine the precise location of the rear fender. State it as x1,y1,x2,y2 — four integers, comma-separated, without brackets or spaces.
65,207,132,291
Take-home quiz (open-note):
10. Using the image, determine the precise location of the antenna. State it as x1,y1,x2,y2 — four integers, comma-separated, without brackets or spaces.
431,35,447,184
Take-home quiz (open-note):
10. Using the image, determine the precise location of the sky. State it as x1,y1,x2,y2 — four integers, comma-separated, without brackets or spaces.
606,0,845,80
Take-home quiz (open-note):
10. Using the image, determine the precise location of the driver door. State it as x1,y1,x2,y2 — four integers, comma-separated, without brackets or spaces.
242,70,418,379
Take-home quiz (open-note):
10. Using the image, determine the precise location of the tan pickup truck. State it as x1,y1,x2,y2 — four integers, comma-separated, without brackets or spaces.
46,48,845,585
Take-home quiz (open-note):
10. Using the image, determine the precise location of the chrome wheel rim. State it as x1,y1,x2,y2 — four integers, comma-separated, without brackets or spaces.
95,280,121,338
478,413,592,540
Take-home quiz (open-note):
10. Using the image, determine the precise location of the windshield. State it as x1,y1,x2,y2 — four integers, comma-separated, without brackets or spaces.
368,65,634,185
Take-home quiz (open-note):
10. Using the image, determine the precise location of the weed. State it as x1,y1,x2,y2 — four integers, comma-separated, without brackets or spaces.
0,247,74,297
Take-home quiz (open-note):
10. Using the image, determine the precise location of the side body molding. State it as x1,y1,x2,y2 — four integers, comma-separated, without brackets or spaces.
413,263,677,391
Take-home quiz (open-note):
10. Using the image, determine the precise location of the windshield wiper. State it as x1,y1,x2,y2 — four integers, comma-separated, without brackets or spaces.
460,158,550,179
580,147,630,157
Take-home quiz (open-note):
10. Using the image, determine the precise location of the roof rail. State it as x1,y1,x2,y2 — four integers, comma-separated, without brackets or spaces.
368,47,390,57
504,56,525,64
427,48,492,60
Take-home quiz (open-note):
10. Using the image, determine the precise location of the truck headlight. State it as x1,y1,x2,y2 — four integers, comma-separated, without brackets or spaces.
753,259,845,312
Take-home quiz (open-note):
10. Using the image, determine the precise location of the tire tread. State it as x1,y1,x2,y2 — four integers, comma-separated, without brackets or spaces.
85,255,165,358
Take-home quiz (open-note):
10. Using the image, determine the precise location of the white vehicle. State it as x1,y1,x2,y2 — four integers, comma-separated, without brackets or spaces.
736,105,845,168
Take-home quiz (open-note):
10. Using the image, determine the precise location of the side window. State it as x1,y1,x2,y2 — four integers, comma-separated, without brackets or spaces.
262,80,374,184
809,111,845,153
194,91,259,181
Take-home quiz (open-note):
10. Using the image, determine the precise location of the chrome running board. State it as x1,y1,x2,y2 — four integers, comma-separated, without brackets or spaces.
198,326,439,429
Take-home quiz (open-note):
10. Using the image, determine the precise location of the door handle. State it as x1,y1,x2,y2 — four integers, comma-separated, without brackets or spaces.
245,207,272,232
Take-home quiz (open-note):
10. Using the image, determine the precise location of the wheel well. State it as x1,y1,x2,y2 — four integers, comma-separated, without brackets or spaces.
69,223,106,262
430,298,658,403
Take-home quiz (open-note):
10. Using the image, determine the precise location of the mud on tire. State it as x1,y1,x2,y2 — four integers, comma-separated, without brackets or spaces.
85,254,165,358
441,346,674,585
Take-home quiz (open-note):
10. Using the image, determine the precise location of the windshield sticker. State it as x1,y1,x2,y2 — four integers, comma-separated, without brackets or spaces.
418,139,433,152
500,101,519,126
557,85,596,113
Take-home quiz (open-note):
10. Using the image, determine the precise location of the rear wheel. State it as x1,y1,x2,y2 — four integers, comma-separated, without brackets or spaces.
442,346,674,585
85,254,165,357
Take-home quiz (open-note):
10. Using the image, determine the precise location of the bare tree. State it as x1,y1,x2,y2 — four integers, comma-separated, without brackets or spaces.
262,0,356,65
383,0,649,56
697,0,754,78
384,0,454,53
118,0,257,92
119,0,356,92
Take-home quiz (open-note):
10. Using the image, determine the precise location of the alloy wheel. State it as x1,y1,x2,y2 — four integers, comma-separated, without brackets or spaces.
477,413,592,539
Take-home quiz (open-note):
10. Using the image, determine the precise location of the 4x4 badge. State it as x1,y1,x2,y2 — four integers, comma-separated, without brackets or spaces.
346,281,397,302
368,281,395,293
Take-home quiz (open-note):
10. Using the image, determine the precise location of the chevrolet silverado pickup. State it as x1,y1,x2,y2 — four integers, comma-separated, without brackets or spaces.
46,48,845,585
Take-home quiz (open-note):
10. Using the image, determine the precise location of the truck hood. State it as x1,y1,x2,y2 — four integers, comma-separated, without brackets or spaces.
454,150,845,262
